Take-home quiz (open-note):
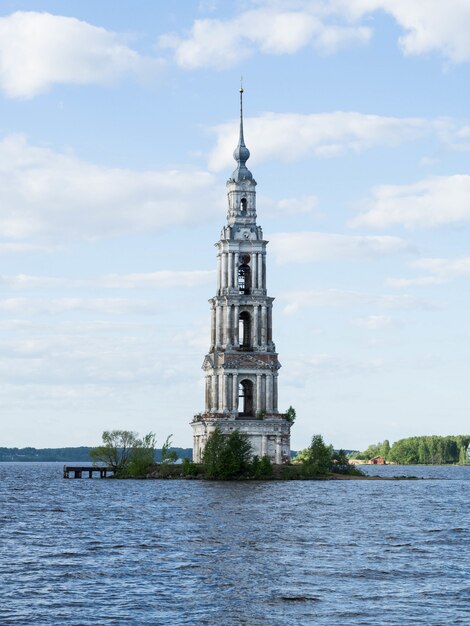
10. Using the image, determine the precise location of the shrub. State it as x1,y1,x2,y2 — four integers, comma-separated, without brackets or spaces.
203,427,252,479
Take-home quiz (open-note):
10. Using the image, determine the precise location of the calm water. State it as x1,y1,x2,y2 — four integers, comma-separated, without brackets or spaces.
0,463,468,626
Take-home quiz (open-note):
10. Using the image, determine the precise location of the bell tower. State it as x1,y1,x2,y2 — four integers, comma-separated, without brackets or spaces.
192,88,291,464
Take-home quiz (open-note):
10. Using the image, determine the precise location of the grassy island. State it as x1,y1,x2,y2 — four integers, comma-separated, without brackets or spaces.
89,429,368,480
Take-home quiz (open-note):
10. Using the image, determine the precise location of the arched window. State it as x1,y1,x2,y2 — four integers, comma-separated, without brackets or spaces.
239,311,251,349
239,379,254,417
240,198,247,215
238,264,251,294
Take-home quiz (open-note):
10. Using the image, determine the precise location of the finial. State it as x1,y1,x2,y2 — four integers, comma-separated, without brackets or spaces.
231,81,252,182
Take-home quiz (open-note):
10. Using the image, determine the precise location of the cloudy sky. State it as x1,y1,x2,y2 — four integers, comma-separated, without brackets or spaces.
1,0,469,450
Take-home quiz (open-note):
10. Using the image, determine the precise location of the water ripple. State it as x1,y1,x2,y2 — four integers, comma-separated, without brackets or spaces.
0,463,468,625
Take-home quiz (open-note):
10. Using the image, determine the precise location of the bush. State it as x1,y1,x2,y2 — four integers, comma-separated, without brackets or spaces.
126,432,158,477
251,455,273,478
285,406,296,425
293,434,363,476
89,430,176,478
181,457,199,476
203,427,253,479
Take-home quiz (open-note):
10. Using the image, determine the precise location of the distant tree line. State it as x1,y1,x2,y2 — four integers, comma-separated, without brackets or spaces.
352,435,470,465
0,445,192,463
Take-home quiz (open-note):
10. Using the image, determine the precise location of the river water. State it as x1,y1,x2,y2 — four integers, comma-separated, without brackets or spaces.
0,463,468,625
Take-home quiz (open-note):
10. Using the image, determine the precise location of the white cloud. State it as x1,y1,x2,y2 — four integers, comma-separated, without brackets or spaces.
0,298,163,316
0,11,163,98
353,315,402,329
0,332,183,385
279,288,434,315
387,257,470,288
351,175,470,229
99,270,215,289
160,8,370,69
160,0,470,68
0,134,219,241
268,231,414,263
208,112,428,170
341,0,470,63
0,242,58,254
259,194,320,218
0,270,216,290
282,352,386,381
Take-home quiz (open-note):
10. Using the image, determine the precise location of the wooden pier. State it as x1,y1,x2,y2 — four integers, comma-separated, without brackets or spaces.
63,465,114,479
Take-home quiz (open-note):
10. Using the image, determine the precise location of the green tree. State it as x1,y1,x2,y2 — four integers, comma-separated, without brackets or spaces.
161,434,178,464
127,432,157,477
202,426,226,478
331,449,350,474
388,435,470,465
181,457,199,476
219,430,252,479
380,439,391,460
459,445,468,465
202,426,253,479
292,448,310,463
89,430,139,474
305,434,333,475
250,455,273,478
90,430,162,477
294,436,362,476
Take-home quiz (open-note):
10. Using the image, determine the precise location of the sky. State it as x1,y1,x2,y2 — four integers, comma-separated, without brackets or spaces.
1,0,470,451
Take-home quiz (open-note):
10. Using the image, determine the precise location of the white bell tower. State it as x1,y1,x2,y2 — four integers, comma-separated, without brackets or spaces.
192,88,291,464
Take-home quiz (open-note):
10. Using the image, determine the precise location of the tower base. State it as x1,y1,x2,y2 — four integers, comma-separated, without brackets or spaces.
191,416,291,464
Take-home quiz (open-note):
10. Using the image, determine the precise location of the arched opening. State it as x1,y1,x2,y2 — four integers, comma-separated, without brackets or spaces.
239,379,254,417
239,311,251,350
238,263,251,294
240,198,247,215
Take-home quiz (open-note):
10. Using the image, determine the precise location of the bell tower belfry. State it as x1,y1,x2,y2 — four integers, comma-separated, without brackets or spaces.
191,88,291,464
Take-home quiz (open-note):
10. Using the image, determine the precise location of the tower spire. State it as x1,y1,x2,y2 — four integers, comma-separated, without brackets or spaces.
232,83,252,182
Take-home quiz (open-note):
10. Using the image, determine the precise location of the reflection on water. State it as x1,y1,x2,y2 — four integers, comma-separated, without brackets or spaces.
0,463,469,625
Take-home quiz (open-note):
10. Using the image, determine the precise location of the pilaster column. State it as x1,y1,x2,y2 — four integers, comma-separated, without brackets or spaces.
234,305,239,346
256,374,262,414
221,253,227,289
275,436,282,464
273,374,278,413
210,303,216,350
267,306,272,343
218,373,224,411
234,253,239,289
205,377,211,411
215,305,220,348
232,372,238,413
252,254,258,289
212,375,218,412
262,374,266,411
228,252,234,288
217,253,221,292
261,435,267,457
258,253,263,290
266,374,273,412
261,305,267,347
225,304,231,347
253,305,259,347
262,254,266,290
222,375,228,412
